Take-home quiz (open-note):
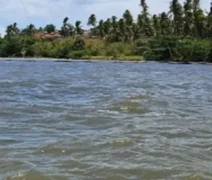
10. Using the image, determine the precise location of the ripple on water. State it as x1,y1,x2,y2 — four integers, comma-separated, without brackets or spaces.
34,143,68,155
109,96,152,114
0,161,24,174
1,61,212,180
5,171,53,180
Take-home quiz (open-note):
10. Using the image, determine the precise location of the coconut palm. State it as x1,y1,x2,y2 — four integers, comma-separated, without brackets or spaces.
169,0,183,35
123,10,133,27
183,0,194,36
160,12,171,35
88,14,97,27
152,14,161,36
98,20,105,38
21,24,36,35
6,22,20,38
75,21,83,35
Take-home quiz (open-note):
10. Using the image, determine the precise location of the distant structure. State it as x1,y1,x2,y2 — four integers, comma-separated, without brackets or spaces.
34,31,62,40
33,30,98,40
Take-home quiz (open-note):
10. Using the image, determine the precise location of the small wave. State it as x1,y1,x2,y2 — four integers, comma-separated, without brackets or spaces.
109,138,134,147
35,143,67,155
4,171,52,180
109,96,151,114
185,175,205,180
0,139,22,145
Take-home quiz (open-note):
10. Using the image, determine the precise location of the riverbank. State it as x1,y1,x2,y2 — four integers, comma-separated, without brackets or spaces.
1,57,212,65
0,56,144,63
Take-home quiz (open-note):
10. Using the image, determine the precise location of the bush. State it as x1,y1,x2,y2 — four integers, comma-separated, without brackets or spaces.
85,39,105,56
32,41,54,57
141,36,212,62
68,50,86,59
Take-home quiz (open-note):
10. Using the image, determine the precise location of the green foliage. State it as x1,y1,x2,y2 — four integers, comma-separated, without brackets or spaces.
85,39,105,56
44,24,56,33
141,36,212,62
68,50,85,59
1,0,212,62
30,37,86,59
105,42,135,57
32,41,54,57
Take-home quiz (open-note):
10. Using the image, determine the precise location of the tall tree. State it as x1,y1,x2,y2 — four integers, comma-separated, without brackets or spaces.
193,0,206,37
5,22,20,39
61,17,74,37
103,18,112,36
118,18,127,41
123,10,133,26
160,12,172,35
21,24,36,35
98,20,105,38
111,16,118,34
139,0,153,37
207,2,212,37
63,17,69,24
183,0,194,36
169,0,183,35
132,23,140,40
152,14,161,36
44,24,56,33
75,21,83,35
88,14,97,27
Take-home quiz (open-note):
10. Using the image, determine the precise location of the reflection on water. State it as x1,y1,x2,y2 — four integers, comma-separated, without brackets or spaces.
0,61,212,180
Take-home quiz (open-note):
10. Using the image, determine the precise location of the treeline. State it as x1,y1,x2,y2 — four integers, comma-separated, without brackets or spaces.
0,0,212,62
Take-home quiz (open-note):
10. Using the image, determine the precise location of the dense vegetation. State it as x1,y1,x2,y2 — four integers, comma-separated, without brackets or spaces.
1,0,212,62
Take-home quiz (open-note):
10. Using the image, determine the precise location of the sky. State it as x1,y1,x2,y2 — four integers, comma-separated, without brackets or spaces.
0,0,211,36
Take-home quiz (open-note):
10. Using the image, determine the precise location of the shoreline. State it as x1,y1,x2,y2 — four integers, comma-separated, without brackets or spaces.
0,57,145,63
0,57,211,65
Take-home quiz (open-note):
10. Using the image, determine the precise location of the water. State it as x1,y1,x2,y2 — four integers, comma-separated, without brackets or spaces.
0,60,212,180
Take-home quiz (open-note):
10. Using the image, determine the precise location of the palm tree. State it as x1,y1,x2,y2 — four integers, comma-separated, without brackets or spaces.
132,23,140,40
160,12,171,35
61,17,75,37
67,23,75,36
111,16,118,34
103,18,112,36
193,0,206,37
137,14,144,36
206,2,212,37
61,17,69,37
140,0,148,14
118,18,127,41
183,0,194,36
98,20,105,38
169,0,183,35
88,14,97,27
21,24,36,35
75,21,83,35
139,0,153,37
63,17,69,24
123,10,133,27
152,14,161,36
6,22,20,39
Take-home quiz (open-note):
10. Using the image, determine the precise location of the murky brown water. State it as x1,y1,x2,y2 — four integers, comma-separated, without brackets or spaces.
0,61,212,180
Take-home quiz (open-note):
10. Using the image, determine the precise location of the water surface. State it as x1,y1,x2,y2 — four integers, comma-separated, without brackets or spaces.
0,61,212,180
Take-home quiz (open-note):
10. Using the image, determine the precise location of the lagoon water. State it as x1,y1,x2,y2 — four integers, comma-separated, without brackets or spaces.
0,60,212,180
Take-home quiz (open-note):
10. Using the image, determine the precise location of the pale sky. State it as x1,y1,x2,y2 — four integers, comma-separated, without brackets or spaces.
0,0,211,36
